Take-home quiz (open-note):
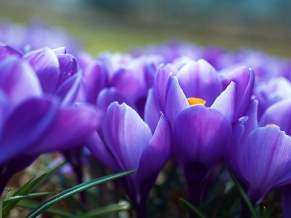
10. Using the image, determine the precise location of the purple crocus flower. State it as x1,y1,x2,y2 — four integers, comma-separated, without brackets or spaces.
239,126,291,204
20,46,88,185
165,75,234,209
144,59,223,132
229,123,291,206
224,98,291,218
0,45,98,193
145,60,254,133
86,102,171,218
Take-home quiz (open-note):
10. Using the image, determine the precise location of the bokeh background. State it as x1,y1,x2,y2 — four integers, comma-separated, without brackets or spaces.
1,0,291,57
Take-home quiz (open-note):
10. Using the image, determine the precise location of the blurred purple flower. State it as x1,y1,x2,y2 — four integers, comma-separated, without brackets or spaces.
80,52,164,121
255,77,291,119
0,20,81,55
0,45,98,193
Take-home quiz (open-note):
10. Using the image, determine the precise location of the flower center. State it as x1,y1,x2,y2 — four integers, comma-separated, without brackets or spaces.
187,98,206,106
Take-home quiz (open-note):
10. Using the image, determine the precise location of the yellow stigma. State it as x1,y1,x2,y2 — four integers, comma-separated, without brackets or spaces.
187,98,206,106
265,124,280,129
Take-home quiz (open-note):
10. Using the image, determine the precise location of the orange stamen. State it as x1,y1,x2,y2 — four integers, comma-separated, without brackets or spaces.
265,124,280,129
187,98,206,106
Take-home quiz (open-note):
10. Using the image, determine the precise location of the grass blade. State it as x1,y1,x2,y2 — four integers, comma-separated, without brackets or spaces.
76,201,130,218
17,200,75,218
30,161,66,192
228,170,260,218
4,192,52,204
179,198,208,218
26,170,136,218
2,173,47,216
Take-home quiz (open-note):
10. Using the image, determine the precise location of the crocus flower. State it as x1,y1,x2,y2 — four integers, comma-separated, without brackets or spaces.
86,102,171,218
0,45,98,193
243,127,291,203
144,59,223,133
230,124,291,205
223,98,291,218
21,46,89,185
165,75,234,209
145,60,254,133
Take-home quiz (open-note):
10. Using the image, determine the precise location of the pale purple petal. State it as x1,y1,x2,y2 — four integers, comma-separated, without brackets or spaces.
102,102,152,171
220,66,254,120
0,44,22,62
52,47,66,55
23,47,59,93
211,81,237,123
96,88,137,115
155,63,177,112
83,61,107,104
56,54,78,89
144,88,160,134
165,75,189,128
239,127,291,204
136,114,172,201
85,131,121,172
174,105,231,170
176,60,222,106
0,57,42,108
111,62,147,102
55,72,82,105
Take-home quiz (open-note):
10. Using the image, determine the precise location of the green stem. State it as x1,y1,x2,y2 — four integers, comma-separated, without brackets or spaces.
1,188,11,218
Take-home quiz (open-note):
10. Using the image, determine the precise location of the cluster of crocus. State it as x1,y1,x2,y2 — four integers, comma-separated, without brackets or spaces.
80,43,291,217
2,21,291,217
0,44,98,194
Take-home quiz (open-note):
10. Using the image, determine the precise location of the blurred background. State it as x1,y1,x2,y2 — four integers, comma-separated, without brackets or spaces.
0,0,290,58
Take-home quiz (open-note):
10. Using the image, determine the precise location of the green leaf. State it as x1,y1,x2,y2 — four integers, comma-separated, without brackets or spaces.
179,198,208,218
17,200,75,218
76,201,130,218
4,192,52,204
12,173,47,196
2,173,47,217
228,170,260,218
26,170,136,218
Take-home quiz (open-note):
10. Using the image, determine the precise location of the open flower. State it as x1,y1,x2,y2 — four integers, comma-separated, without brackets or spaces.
144,60,254,133
86,102,171,218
